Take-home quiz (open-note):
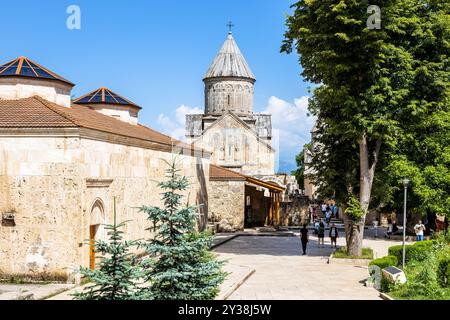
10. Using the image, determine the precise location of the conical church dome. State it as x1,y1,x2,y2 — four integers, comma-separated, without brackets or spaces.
204,32,255,80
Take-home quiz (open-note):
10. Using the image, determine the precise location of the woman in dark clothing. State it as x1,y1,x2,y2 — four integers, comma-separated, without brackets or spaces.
300,224,309,255
317,220,325,247
329,223,339,248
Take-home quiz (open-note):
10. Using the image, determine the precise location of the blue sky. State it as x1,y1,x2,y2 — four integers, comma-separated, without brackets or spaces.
0,0,315,172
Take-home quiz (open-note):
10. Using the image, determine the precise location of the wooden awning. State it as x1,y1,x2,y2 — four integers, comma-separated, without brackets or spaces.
210,164,285,193
246,177,284,193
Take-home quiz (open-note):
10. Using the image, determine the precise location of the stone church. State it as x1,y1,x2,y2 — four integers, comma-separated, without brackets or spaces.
0,56,210,280
186,31,275,176
186,32,298,232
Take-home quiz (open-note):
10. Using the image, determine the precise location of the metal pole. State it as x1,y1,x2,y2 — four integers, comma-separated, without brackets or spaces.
402,185,407,269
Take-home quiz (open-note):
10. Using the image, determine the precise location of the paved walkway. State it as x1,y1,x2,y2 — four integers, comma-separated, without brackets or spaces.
213,235,387,300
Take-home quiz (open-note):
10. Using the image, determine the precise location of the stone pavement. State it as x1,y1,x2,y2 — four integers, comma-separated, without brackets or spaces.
213,235,387,300
0,283,74,300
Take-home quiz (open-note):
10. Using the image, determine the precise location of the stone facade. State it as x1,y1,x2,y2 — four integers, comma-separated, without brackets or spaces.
204,77,254,116
189,113,275,176
208,180,245,231
0,77,72,108
0,133,210,279
87,103,140,125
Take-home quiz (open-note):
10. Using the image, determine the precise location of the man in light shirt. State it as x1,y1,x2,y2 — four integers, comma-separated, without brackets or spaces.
414,220,426,241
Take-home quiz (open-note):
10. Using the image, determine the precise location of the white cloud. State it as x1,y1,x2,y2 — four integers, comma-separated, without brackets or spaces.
157,104,202,141
262,96,316,171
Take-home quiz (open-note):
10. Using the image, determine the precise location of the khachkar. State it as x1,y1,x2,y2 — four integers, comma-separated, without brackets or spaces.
186,31,275,177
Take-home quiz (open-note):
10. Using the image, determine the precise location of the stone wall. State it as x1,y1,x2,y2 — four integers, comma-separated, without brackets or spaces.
0,134,209,280
192,113,275,176
208,180,245,231
204,78,254,116
0,78,72,108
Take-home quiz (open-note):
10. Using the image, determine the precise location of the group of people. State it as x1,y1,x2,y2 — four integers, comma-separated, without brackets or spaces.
309,203,339,224
299,220,339,255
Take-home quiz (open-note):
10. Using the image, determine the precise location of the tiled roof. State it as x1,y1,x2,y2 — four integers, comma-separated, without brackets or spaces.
210,164,246,181
0,97,76,128
0,96,195,151
0,57,74,86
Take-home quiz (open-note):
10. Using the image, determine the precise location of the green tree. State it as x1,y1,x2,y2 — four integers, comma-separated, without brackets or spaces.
138,159,226,300
292,145,310,189
282,0,450,255
73,199,141,300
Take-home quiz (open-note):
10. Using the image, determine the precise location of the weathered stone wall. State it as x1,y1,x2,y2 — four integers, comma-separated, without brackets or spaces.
204,78,254,116
208,180,245,231
192,114,275,176
281,196,310,226
0,134,209,279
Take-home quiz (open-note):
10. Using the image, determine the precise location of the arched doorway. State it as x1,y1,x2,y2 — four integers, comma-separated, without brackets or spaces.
89,199,105,270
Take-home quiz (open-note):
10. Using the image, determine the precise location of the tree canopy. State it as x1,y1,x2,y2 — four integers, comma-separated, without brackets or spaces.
282,0,450,254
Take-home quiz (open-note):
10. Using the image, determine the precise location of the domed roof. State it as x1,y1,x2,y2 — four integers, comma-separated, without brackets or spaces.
204,32,255,81
73,87,141,109
0,56,74,86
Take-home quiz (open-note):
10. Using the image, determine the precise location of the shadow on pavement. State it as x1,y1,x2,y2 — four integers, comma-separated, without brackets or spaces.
213,235,338,257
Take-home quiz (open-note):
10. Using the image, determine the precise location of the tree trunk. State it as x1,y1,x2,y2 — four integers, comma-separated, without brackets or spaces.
347,134,381,256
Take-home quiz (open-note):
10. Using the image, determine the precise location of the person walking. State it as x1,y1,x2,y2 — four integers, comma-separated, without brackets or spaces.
329,223,338,248
373,218,379,238
332,204,338,218
314,219,320,235
325,208,332,225
321,203,328,218
414,220,426,241
385,219,393,239
300,224,309,255
318,220,325,247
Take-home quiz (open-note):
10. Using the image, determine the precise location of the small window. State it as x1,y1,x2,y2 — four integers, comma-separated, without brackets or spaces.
227,95,230,106
246,196,251,206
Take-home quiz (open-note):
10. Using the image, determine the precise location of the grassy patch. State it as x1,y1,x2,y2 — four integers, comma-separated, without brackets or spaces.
333,247,374,260
389,287,450,300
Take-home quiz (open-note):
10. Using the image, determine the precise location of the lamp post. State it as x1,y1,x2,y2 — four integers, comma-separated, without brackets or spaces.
402,178,410,269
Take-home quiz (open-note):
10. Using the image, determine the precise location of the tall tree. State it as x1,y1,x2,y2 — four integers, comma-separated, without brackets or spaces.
282,0,449,255
372,1,450,221
138,159,226,300
292,145,310,189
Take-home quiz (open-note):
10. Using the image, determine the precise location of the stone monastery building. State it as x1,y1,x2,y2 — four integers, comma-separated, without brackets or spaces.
0,32,286,280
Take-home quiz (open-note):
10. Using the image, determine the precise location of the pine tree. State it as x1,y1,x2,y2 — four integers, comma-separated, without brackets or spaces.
72,199,141,300
138,159,226,300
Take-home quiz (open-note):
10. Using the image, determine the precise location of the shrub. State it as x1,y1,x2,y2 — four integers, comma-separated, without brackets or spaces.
409,240,436,261
388,240,436,265
369,255,398,269
437,257,450,288
388,245,409,265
